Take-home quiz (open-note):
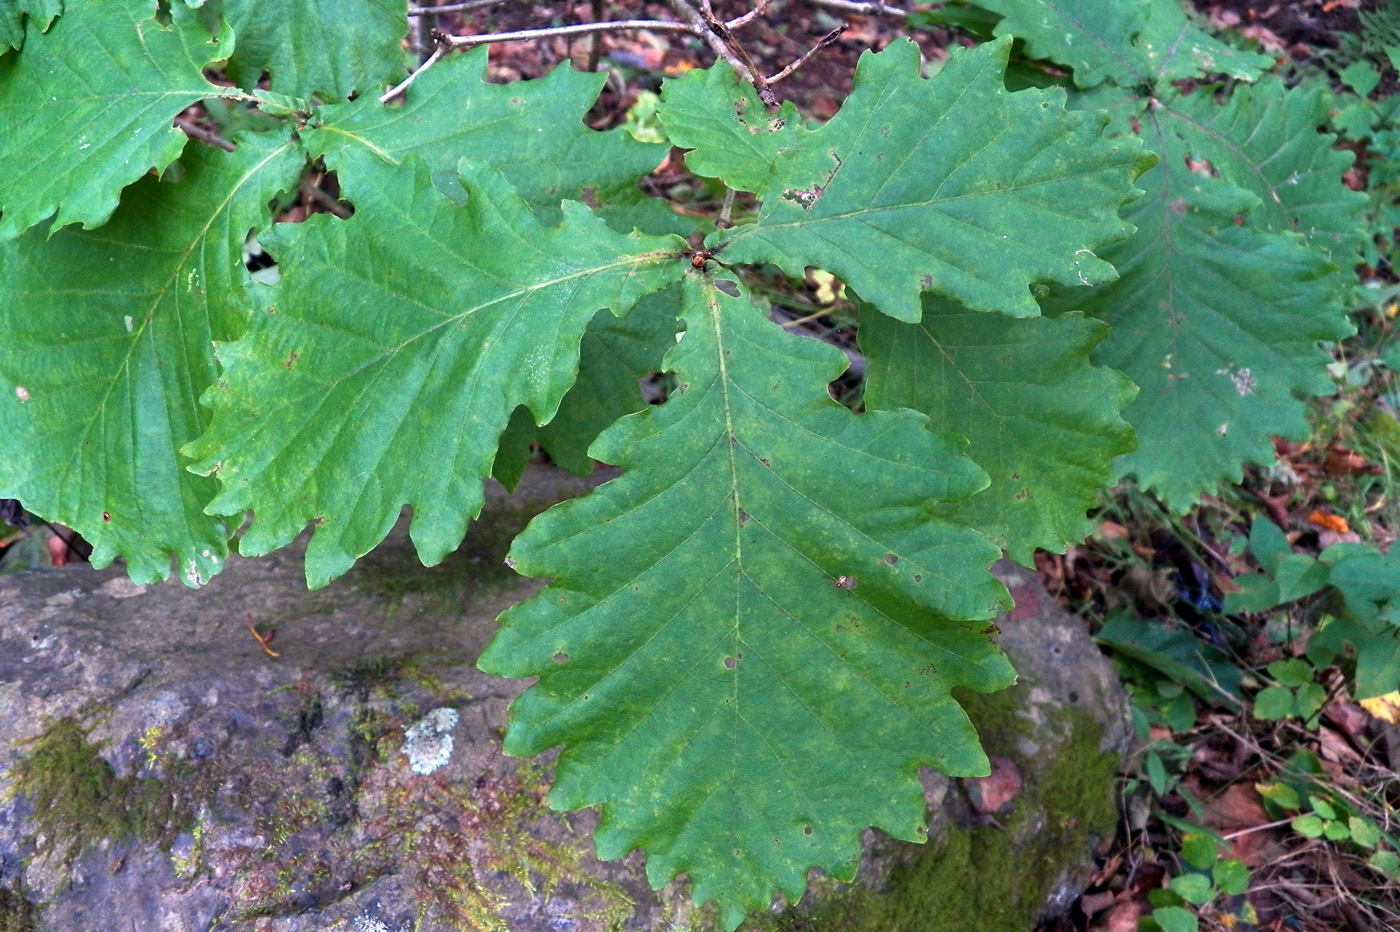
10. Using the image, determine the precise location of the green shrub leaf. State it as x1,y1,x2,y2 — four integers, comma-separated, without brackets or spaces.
1044,85,1352,508
979,0,1272,89
0,0,60,52
860,295,1136,562
0,0,234,240
187,156,685,587
702,37,1152,322
658,61,804,194
305,50,672,230
0,130,306,585
223,0,407,100
479,274,1014,929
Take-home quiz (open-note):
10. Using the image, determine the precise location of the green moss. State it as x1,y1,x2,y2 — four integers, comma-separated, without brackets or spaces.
10,716,195,873
742,690,1120,932
0,885,39,932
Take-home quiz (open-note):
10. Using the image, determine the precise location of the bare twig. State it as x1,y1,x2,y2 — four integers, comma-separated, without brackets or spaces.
301,177,353,219
380,42,446,103
437,19,703,50
407,0,510,15
807,0,910,16
665,0,759,85
717,188,737,229
587,0,605,73
766,24,847,85
175,117,235,152
726,0,772,30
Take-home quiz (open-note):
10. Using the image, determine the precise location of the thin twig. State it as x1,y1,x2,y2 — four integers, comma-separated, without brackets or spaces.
717,188,737,229
587,0,604,73
726,0,771,30
806,0,910,16
437,19,703,49
766,25,847,85
175,118,235,152
301,178,353,219
665,0,758,85
691,1,777,104
407,0,510,15
380,42,446,103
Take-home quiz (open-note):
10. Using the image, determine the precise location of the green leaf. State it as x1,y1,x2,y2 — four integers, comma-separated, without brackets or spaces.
0,0,234,240
1370,850,1400,880
658,62,804,194
536,291,680,476
1273,554,1329,603
1153,904,1199,932
983,0,1150,89
1163,79,1367,266
1221,573,1279,613
0,130,306,585
1267,658,1313,688
1292,814,1326,838
1249,514,1292,573
1255,781,1300,811
977,0,1271,90
1307,616,1400,700
1133,0,1274,84
702,38,1152,322
305,50,672,229
479,274,1013,929
1252,686,1294,721
224,0,407,100
0,0,59,52
1096,614,1243,706
1213,859,1250,896
1044,85,1352,508
1340,60,1381,98
1168,872,1215,906
186,156,685,588
1349,817,1381,849
860,295,1136,562
1181,832,1219,870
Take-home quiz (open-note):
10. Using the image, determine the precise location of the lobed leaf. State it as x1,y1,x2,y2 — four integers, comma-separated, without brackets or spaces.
0,0,60,52
536,289,681,476
0,0,234,240
480,274,1013,930
861,295,1136,562
705,38,1153,322
224,0,407,100
305,49,674,230
982,0,1149,89
979,0,1273,92
0,130,306,585
1160,79,1367,265
186,156,685,588
658,62,805,194
1043,91,1352,507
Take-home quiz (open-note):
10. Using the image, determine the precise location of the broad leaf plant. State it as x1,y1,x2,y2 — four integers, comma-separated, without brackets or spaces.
0,0,1363,926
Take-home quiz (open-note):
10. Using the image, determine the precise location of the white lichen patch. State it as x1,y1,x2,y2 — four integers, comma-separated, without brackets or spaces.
403,707,459,775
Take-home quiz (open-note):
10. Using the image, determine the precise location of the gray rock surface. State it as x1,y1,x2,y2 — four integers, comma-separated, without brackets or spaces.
0,467,1132,932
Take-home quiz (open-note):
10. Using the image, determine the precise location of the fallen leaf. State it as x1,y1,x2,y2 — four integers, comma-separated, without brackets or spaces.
1307,510,1350,534
964,756,1022,813
1360,691,1400,724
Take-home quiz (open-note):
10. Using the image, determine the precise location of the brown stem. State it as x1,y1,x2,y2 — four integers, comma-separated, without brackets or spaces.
766,24,847,85
174,117,235,152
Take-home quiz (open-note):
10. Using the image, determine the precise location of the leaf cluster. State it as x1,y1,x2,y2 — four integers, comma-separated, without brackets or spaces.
0,0,1372,926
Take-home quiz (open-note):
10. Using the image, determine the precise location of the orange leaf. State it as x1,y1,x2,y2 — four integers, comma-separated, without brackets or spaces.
1307,510,1350,534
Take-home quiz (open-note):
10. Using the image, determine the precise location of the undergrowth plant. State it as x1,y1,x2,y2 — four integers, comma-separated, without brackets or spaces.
0,0,1371,926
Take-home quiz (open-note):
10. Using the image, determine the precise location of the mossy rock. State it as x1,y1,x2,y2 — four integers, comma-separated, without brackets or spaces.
0,472,1130,932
